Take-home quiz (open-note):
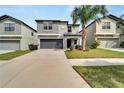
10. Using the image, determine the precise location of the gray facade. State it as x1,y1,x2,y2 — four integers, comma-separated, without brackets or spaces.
0,19,21,35
0,15,38,50
36,20,81,49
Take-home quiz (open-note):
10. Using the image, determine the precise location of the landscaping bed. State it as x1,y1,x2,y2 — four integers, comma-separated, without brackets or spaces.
0,50,31,60
65,48,124,58
73,65,124,88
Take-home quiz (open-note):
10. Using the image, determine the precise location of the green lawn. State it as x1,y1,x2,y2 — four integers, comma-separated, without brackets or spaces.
65,48,124,58
73,66,124,88
0,50,31,60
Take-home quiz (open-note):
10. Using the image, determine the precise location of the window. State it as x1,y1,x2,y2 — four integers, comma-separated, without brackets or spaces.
43,23,52,30
68,26,72,32
31,32,34,36
4,23,15,31
74,40,77,44
102,22,111,29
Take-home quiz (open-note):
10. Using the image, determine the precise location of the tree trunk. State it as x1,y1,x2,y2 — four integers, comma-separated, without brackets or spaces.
82,25,86,51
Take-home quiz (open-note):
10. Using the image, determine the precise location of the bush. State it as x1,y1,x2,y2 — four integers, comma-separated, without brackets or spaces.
120,41,124,48
69,45,75,51
75,45,82,50
90,40,100,49
29,44,38,50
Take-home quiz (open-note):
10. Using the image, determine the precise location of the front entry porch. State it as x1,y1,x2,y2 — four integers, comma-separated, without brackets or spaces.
63,35,82,49
67,38,78,48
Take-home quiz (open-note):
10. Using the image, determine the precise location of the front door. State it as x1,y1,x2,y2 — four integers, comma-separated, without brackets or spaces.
67,39,71,48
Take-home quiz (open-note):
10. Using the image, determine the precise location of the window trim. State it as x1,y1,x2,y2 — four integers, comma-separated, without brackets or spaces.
4,23,15,31
102,22,111,30
43,23,53,31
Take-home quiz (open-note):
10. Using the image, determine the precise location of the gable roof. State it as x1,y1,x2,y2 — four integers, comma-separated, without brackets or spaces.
0,15,37,32
79,14,121,33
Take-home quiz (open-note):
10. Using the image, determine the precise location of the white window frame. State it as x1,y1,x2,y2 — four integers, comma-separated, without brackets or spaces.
4,23,15,31
102,22,111,30
43,23,53,31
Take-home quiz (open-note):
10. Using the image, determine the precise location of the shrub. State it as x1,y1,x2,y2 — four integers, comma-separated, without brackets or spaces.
69,45,75,51
90,40,100,49
75,45,82,50
29,44,38,50
120,41,124,48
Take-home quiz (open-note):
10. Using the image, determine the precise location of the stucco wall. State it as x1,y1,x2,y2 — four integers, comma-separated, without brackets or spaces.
20,24,38,50
0,19,21,35
85,22,96,47
96,17,117,34
37,22,68,34
70,26,79,34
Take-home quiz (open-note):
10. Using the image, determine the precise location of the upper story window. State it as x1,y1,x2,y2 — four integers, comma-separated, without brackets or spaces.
68,26,72,32
4,23,15,31
102,22,111,29
43,23,53,31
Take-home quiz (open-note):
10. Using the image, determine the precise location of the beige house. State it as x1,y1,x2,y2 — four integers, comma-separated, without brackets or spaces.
0,15,38,50
82,14,124,48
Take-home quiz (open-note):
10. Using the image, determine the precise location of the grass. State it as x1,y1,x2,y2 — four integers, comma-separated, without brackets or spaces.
73,66,124,88
65,48,124,58
0,50,31,60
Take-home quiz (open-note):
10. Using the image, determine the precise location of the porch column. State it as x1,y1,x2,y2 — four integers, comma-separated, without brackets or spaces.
63,38,67,49
38,38,40,49
79,38,82,45
71,39,75,46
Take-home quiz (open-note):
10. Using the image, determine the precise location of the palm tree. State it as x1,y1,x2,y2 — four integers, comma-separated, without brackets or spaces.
71,5,108,50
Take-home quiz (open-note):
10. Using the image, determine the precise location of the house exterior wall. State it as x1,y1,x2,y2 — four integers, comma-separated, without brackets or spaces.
36,21,81,49
0,19,21,35
58,23,68,34
20,24,38,50
85,22,96,47
37,22,68,34
0,18,37,50
96,17,117,34
85,16,124,48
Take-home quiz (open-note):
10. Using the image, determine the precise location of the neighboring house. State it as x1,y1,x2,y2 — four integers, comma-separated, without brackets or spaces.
0,15,38,50
35,20,82,49
81,14,124,48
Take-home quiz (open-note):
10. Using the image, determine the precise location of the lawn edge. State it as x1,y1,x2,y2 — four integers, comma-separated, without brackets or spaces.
0,50,32,60
73,66,93,88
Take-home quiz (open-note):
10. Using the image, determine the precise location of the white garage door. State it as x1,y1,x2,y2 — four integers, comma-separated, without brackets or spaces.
0,40,20,50
98,38,119,48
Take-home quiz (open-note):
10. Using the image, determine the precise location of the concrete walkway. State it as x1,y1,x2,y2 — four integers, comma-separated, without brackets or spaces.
0,49,90,88
69,58,124,66
0,50,14,54
101,48,124,52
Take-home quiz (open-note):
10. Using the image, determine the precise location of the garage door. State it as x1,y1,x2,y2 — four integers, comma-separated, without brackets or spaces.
98,38,119,48
40,39,63,49
0,40,20,50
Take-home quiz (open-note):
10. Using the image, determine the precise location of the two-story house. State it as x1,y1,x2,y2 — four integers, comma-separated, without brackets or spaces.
82,14,124,48
0,15,38,50
35,20,82,49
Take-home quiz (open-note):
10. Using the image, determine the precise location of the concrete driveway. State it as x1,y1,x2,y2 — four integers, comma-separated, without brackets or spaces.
0,49,90,88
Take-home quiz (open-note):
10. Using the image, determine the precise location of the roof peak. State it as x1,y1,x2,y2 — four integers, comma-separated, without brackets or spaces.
0,15,37,32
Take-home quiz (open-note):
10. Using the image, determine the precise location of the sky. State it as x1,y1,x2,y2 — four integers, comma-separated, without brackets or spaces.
0,5,124,29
